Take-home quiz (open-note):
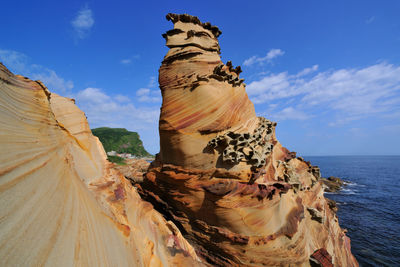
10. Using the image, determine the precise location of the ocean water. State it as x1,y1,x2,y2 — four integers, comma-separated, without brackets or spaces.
304,156,400,267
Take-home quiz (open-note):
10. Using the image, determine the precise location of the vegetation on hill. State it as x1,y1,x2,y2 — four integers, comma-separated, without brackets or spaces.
107,155,126,165
91,127,151,157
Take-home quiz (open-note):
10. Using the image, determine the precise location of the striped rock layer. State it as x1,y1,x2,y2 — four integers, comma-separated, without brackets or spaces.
159,13,258,173
0,63,200,267
139,14,359,266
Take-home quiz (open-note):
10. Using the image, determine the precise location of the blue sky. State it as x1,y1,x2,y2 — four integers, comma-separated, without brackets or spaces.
1,0,400,155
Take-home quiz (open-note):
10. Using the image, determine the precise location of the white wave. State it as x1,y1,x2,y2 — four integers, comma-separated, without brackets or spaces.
343,181,366,187
339,188,357,195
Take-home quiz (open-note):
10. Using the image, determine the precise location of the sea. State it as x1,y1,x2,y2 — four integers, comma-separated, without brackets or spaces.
303,156,400,267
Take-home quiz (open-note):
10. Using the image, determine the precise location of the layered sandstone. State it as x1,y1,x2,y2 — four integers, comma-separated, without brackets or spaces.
0,63,200,266
0,13,359,267
159,13,257,174
138,14,359,266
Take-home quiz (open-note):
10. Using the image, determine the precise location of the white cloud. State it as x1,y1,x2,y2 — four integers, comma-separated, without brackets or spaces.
266,49,285,60
243,49,285,66
120,59,132,64
71,7,94,39
120,55,140,65
136,87,161,103
0,49,74,94
75,88,159,129
136,88,150,96
247,62,400,124
295,64,319,77
135,77,161,102
138,95,161,103
0,49,28,72
76,88,109,103
327,115,363,127
114,94,130,102
246,72,291,102
243,57,257,67
32,70,74,93
299,63,400,115
270,107,310,121
74,87,161,154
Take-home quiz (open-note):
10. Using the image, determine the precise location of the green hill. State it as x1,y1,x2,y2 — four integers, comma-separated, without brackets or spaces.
91,127,151,157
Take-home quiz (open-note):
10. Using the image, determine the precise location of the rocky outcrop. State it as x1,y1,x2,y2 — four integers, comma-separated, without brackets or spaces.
0,63,200,266
321,176,346,192
158,13,257,173
114,158,151,183
138,14,359,266
310,248,334,267
0,12,359,266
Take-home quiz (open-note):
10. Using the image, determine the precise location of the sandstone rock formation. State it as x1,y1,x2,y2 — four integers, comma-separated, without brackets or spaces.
0,12,359,267
0,63,200,266
137,14,359,266
115,158,151,183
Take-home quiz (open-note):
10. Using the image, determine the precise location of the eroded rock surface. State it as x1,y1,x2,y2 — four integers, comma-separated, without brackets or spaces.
138,14,359,266
0,63,200,266
114,158,151,183
0,12,359,266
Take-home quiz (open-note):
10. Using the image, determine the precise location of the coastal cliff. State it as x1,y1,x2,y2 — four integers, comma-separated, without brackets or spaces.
137,13,359,266
0,63,200,266
0,13,358,267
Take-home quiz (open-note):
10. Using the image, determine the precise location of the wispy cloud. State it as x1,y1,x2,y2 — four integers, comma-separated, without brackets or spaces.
120,59,132,65
270,107,310,121
32,70,74,93
71,6,94,39
147,76,157,88
0,49,28,72
0,48,74,94
295,64,319,77
136,88,150,96
243,49,285,66
247,62,400,124
120,55,140,65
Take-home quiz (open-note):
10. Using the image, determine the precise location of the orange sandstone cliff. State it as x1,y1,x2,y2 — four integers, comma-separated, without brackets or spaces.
137,14,359,266
0,63,200,266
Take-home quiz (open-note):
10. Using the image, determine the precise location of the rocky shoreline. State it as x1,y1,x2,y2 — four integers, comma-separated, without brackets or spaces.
321,176,349,192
